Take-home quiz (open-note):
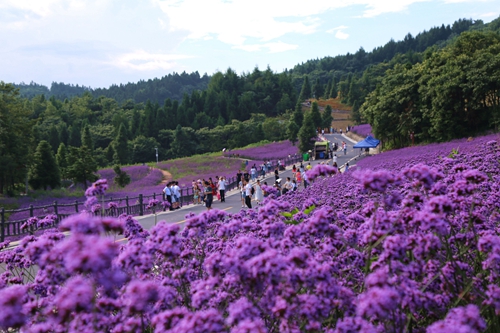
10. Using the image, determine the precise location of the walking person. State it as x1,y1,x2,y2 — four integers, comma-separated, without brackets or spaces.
244,180,253,209
193,183,201,204
255,179,264,203
204,181,213,210
240,179,246,208
163,182,173,211
218,176,226,202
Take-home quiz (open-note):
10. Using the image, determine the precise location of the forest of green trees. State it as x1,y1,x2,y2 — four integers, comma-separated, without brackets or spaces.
1,16,500,194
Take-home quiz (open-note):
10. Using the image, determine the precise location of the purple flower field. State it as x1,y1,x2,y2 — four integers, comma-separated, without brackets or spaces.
1,133,500,332
5,165,164,221
224,140,300,160
158,155,265,188
351,124,373,138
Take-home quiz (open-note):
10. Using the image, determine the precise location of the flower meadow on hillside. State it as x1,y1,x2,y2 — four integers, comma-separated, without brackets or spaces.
158,155,250,187
1,135,500,332
224,140,299,160
351,124,373,138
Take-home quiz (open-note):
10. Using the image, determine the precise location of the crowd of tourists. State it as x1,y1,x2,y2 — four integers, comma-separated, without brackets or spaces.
162,154,350,211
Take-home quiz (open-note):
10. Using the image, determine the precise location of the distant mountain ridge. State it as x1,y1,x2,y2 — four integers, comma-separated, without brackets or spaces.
14,71,210,105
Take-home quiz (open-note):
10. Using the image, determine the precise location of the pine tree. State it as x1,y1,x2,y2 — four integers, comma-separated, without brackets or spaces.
351,101,362,124
286,121,300,145
324,80,332,99
58,123,69,146
56,143,69,179
81,125,93,151
310,102,322,130
298,76,311,102
66,146,98,188
130,109,141,137
330,77,338,99
312,78,322,99
113,123,128,165
113,165,131,188
48,125,60,153
29,140,61,190
322,105,333,130
68,124,81,147
292,103,304,128
298,112,316,153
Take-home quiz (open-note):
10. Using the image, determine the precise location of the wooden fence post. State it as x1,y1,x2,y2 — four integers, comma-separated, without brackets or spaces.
126,196,129,215
29,204,34,218
1,208,4,243
75,200,79,213
139,194,143,216
54,201,58,216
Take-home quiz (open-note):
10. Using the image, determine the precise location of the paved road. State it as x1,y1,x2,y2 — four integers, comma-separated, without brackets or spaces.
135,134,365,231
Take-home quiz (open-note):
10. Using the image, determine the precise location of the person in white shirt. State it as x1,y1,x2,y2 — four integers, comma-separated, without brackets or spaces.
172,182,181,210
163,182,172,211
333,154,337,164
218,176,226,202
244,180,253,209
239,179,245,207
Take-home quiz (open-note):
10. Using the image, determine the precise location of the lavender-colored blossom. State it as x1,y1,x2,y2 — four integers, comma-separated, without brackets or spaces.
333,316,378,333
356,286,401,320
352,169,398,193
123,279,159,313
147,199,160,210
52,276,94,322
426,305,486,333
85,178,109,197
108,201,118,209
0,285,27,329
305,164,338,182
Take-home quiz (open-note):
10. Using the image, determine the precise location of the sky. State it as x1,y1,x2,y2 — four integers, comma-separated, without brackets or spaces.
1,0,498,89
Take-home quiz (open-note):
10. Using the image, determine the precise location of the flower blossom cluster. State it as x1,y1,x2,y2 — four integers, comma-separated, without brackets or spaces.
0,135,499,332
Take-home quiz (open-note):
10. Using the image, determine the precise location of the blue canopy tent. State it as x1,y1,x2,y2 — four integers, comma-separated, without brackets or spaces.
354,135,380,154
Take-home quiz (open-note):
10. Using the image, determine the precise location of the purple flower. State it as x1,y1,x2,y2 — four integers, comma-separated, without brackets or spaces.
123,279,159,314
230,319,267,333
147,199,160,210
426,305,486,333
0,285,28,330
333,316,378,333
227,297,260,326
85,178,108,197
56,233,118,274
305,164,338,182
403,163,443,190
356,286,401,320
52,276,94,322
352,169,398,193
108,201,118,209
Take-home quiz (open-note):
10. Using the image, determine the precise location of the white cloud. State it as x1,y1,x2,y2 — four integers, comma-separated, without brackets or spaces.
327,25,350,39
112,50,194,71
153,0,436,46
480,11,499,18
335,30,350,39
234,41,298,53
359,0,430,18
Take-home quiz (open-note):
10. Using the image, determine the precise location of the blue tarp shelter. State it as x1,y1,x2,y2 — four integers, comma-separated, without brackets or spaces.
353,135,380,149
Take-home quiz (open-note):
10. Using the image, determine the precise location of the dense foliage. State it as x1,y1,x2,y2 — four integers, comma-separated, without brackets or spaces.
361,30,500,148
1,134,499,332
